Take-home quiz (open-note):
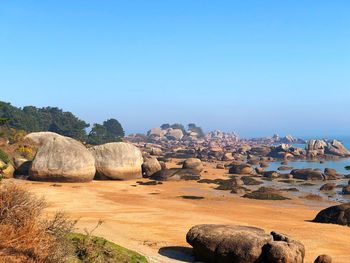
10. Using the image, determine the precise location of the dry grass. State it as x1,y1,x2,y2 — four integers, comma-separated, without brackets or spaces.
0,182,76,263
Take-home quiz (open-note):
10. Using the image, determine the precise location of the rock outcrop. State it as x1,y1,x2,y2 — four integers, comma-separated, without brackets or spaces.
25,132,95,182
90,142,143,180
186,224,305,263
306,139,350,157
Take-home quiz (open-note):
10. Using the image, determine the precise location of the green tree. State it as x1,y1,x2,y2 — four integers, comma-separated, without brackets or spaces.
87,119,125,145
103,119,124,138
0,118,8,126
160,123,170,130
170,123,186,134
188,123,205,138
0,101,89,141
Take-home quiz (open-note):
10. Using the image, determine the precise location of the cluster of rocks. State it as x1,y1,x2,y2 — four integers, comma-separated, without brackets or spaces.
129,127,350,163
306,139,350,158
186,224,331,263
247,134,306,145
14,132,143,182
3,132,205,183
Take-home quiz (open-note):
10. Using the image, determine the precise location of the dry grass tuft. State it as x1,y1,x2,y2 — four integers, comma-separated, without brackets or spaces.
0,182,76,263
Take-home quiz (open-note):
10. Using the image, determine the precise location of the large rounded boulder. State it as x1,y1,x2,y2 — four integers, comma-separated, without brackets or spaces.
90,142,143,180
25,132,95,182
187,224,272,263
186,224,305,263
313,203,350,226
182,158,203,173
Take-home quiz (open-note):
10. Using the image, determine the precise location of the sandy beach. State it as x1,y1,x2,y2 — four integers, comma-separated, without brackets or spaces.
11,160,350,263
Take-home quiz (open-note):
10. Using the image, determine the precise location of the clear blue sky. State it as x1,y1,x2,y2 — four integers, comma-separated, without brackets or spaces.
1,1,349,137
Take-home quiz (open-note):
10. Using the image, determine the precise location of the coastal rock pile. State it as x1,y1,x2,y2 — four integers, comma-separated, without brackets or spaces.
306,139,350,158
186,224,305,263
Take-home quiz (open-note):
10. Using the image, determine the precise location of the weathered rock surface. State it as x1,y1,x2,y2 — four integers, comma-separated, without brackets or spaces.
313,203,350,226
26,132,95,182
142,157,161,177
182,158,203,173
90,142,143,180
186,224,305,263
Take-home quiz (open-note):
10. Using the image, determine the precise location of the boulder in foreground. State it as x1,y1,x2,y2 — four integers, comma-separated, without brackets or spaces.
26,132,95,182
186,224,305,263
90,142,143,180
313,203,350,226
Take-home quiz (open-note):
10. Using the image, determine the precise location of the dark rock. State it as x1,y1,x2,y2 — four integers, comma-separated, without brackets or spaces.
314,254,332,263
241,176,263,186
320,183,336,191
150,168,200,181
229,163,254,175
255,167,265,175
342,185,350,195
243,187,289,200
263,171,279,179
291,169,325,181
313,203,350,226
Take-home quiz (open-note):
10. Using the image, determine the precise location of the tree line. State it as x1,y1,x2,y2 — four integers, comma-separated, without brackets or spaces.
0,101,124,145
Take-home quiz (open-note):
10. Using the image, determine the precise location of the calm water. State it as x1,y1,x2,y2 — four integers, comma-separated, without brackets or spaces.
266,136,350,203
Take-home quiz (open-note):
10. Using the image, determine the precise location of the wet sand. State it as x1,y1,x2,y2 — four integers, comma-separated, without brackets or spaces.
13,161,350,263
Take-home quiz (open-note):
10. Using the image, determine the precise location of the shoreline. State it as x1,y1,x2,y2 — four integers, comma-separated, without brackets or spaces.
10,159,350,263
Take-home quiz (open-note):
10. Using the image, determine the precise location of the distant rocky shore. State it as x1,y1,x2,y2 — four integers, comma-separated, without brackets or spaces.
127,126,350,162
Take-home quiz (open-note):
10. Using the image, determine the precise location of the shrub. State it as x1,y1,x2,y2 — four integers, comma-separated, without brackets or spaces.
17,145,34,160
0,183,76,263
0,149,10,164
69,220,148,263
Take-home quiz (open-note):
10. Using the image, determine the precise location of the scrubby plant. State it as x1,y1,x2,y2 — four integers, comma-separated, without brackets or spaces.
0,183,76,262
0,149,11,164
69,221,148,263
0,183,148,263
17,145,34,160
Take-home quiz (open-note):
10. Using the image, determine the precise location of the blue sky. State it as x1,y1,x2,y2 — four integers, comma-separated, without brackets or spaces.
0,1,349,137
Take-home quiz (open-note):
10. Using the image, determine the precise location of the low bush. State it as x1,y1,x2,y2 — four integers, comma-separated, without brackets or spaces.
0,149,11,164
0,183,76,263
0,183,148,263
